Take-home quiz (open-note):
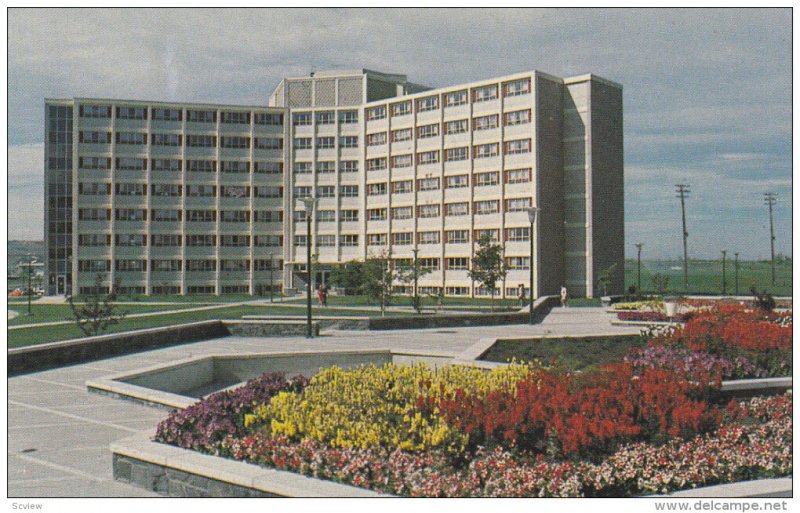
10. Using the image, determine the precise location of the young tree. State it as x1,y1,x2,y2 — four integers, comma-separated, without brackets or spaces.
396,253,432,314
68,274,127,337
468,235,507,311
596,263,618,296
650,272,671,297
329,260,365,295
361,252,395,317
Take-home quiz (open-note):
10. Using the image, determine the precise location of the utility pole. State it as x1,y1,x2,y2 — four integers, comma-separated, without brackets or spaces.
269,253,274,303
675,184,691,291
764,192,777,286
24,255,36,316
721,250,727,295
734,252,739,296
635,243,644,293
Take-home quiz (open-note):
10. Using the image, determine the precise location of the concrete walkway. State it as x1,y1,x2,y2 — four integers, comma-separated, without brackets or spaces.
7,307,638,497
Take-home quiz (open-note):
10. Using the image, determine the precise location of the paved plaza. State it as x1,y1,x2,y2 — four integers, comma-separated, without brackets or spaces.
7,307,638,497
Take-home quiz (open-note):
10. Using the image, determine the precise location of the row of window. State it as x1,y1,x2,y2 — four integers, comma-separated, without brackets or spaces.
293,160,359,173
365,79,531,121
293,209,359,222
78,208,285,222
86,234,284,247
291,111,359,126
78,157,283,174
293,136,358,149
79,259,284,272
291,234,359,247
365,140,531,169
79,133,281,149
360,227,529,247
80,105,283,125
363,169,530,196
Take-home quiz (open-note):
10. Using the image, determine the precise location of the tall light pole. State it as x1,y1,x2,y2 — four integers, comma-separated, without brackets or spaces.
525,206,539,325
635,243,644,293
23,255,36,316
721,250,727,295
675,184,690,291
269,253,275,303
734,252,740,296
301,197,316,338
764,192,777,286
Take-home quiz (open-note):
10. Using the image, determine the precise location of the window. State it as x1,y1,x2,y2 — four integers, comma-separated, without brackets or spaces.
472,84,498,103
317,136,335,149
417,151,440,165
254,210,283,223
315,111,335,125
503,78,531,97
220,260,249,271
317,235,336,247
220,186,250,198
187,285,215,294
115,234,146,246
340,234,359,247
115,132,147,145
151,184,182,197
473,114,499,131
444,119,468,135
79,259,110,272
254,186,283,198
152,234,182,247
506,257,530,270
367,182,387,196
80,131,111,144
116,106,147,120
186,185,216,197
339,136,358,148
474,200,500,215
391,128,412,142
221,136,250,149
340,185,359,197
392,180,413,194
187,110,216,123
186,135,217,147
219,111,250,125
294,186,312,198
254,235,282,247
445,147,469,161
505,139,531,155
79,183,110,195
505,227,531,242
417,205,440,218
186,160,217,173
187,259,217,271
446,286,469,296
79,234,110,246
116,158,146,171
79,208,111,221
255,112,283,125
367,157,387,171
294,137,312,150
292,112,312,126
445,90,468,107
339,110,358,124
392,206,413,220
417,177,440,191
254,259,283,271
505,168,531,184
416,96,439,112
367,132,387,146
474,229,500,242
445,231,469,244
220,210,250,222
340,209,358,222
446,257,469,269
254,137,282,149
474,171,499,187
221,161,250,174
115,208,147,221
186,235,216,247
417,124,439,139
367,208,387,221
254,161,283,174
79,105,111,118
392,232,412,245
392,154,413,168
294,162,312,174
506,197,532,212
79,157,111,169
445,174,469,189
504,109,531,126
221,235,251,247
368,233,387,246
316,210,335,223
152,159,181,172
152,108,182,121
316,185,335,198
186,210,216,222
340,160,358,173
366,105,386,121
294,235,308,246
151,209,181,221
317,161,335,173
473,143,499,159
418,258,439,270
445,202,469,217
391,101,412,117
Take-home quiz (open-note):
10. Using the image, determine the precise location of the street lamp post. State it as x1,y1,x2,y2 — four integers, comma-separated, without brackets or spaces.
24,255,36,316
269,253,275,303
525,206,539,325
635,243,644,293
301,197,316,338
721,250,727,295
734,252,739,296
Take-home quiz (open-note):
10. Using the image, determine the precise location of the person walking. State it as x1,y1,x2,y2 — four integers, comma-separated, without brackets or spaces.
560,285,568,307
316,284,324,307
320,284,328,307
517,283,526,307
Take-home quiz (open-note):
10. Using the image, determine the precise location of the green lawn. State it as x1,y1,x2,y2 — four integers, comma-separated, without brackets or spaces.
286,294,530,310
7,303,213,326
7,304,404,348
479,335,646,372
626,259,792,296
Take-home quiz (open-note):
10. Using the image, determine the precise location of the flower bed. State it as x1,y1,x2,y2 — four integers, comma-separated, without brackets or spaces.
616,310,691,323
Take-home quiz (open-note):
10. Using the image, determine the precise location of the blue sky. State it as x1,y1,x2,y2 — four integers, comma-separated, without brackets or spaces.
7,8,792,259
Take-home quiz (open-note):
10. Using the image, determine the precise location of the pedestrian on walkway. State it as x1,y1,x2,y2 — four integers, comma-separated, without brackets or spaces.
517,283,526,307
320,284,328,307
317,284,324,306
560,285,569,307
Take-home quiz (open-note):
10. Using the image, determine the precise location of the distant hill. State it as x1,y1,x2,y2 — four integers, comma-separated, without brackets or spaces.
8,240,44,276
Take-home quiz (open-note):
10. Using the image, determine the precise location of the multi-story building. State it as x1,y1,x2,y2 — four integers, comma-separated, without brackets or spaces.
44,68,623,299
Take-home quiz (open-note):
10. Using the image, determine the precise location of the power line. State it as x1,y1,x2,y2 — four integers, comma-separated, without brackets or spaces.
764,192,778,286
675,184,690,291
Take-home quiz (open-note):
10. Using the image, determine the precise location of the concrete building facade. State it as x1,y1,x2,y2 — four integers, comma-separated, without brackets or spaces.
44,68,623,299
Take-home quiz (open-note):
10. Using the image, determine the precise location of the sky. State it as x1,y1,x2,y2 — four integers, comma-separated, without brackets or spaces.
7,7,792,259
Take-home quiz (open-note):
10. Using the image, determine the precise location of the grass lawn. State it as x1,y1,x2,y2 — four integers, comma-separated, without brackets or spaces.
479,335,646,372
6,303,210,326
7,304,405,348
286,294,535,310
